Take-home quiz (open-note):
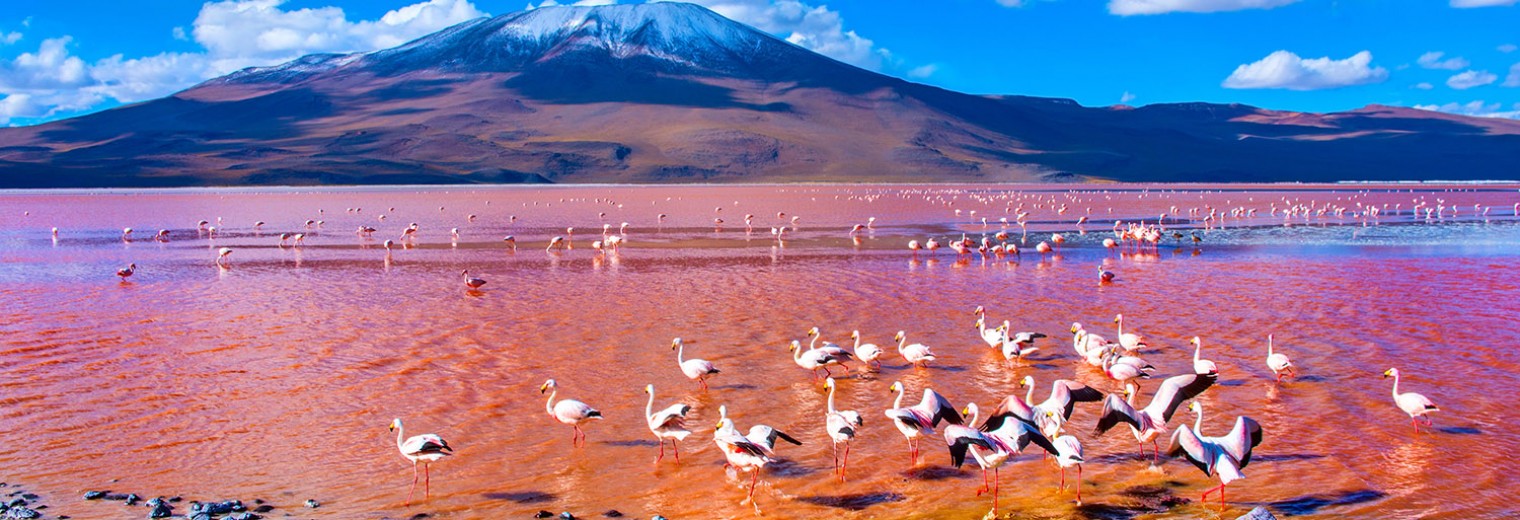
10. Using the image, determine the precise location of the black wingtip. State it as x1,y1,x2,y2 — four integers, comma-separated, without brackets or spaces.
587,410,603,418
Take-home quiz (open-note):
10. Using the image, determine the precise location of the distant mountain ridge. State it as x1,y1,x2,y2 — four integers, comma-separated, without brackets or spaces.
1,2,1517,187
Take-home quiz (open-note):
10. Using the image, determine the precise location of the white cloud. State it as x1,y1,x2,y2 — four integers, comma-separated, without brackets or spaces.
906,64,937,79
1,32,20,45
0,0,488,126
173,27,189,41
1500,44,1518,53
1413,82,1434,90
1447,69,1497,89
1504,63,1520,87
1416,51,1468,70
1108,0,1298,16
1222,50,1387,90
995,0,1026,6
1413,100,1520,119
1120,91,1136,103
664,0,889,70
1450,0,1516,7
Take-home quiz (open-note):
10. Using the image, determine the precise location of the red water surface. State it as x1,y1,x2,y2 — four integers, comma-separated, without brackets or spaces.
1,184,1518,519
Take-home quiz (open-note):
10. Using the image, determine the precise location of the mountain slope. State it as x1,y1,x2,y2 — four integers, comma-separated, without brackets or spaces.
1,2,1517,188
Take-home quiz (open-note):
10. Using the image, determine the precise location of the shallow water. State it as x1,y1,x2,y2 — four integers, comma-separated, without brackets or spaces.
2,184,1519,519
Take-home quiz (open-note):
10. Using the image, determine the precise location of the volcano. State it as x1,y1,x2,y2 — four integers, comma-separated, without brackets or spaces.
1,2,1518,187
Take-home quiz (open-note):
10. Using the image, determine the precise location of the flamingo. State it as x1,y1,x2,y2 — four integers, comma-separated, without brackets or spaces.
116,263,136,279
908,240,922,256
502,236,516,250
215,247,233,267
806,327,854,362
999,320,1045,366
1098,265,1116,283
822,377,863,481
884,381,963,465
790,340,850,378
1102,351,1152,384
713,405,801,513
1166,402,1263,511
1017,376,1105,438
1266,334,1294,382
949,402,1058,516
1383,368,1439,433
1052,433,1085,503
389,418,453,506
546,236,565,252
894,331,937,367
972,306,1004,348
644,384,691,463
1035,241,1052,257
461,270,486,290
1093,373,1218,464
672,338,720,390
850,330,884,369
541,379,602,447
1191,336,1219,375
1113,314,1149,352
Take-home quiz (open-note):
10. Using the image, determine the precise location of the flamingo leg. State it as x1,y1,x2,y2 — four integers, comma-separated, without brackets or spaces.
1076,464,1083,503
673,439,680,463
748,469,759,499
992,467,1001,515
1152,439,1161,465
841,443,850,482
657,439,665,463
839,363,850,374
1060,466,1066,490
424,463,431,500
823,366,833,377
406,460,418,506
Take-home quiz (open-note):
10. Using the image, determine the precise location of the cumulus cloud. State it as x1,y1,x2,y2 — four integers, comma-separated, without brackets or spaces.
1,32,20,45
1413,100,1520,119
1450,0,1516,7
0,0,488,125
995,0,1026,6
1222,50,1387,90
1108,0,1298,16
1503,63,1520,87
1446,69,1497,89
662,0,889,70
1416,51,1468,70
1413,82,1434,90
1500,44,1518,53
906,64,937,79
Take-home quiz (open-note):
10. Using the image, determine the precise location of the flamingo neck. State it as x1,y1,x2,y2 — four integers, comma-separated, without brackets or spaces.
394,421,405,450
1024,383,1035,406
545,388,558,416
1390,372,1400,398
852,334,861,349
1193,406,1203,432
645,390,655,421
1125,386,1138,406
827,384,838,414
1267,335,1274,357
809,335,818,350
967,406,979,427
1193,341,1202,362
675,342,685,365
892,387,905,409
793,343,804,362
1116,316,1124,337
896,335,908,353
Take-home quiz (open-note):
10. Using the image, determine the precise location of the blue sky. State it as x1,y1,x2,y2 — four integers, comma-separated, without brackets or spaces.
2,0,1518,126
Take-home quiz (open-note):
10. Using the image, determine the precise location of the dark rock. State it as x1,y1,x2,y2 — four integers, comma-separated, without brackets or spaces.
167,497,182,503
226,513,262,520
3,499,23,509
303,499,320,508
534,511,554,518
1236,507,1278,520
653,516,669,520
104,493,131,501
603,511,623,518
148,502,174,518
4,507,40,519
559,513,575,520
125,493,142,505
146,497,166,508
409,514,431,520
188,513,211,520
189,500,241,515
253,499,265,505
16,496,33,502
253,505,274,513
